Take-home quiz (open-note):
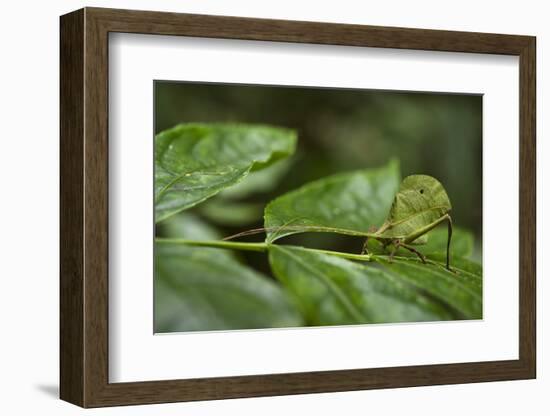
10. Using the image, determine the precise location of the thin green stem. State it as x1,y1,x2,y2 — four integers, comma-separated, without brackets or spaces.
306,248,373,262
155,238,267,252
155,238,373,262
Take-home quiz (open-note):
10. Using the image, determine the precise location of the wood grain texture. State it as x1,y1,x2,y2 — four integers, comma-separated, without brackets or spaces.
59,7,537,408
88,7,532,54
83,10,110,406
59,9,84,406
518,38,536,376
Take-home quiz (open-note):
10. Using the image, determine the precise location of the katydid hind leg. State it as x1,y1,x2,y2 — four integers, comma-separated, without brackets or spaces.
446,214,453,271
402,213,454,270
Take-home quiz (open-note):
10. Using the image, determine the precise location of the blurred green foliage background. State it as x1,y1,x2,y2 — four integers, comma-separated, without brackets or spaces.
155,81,482,264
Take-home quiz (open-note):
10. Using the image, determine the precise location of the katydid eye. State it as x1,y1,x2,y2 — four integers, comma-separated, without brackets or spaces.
419,189,424,194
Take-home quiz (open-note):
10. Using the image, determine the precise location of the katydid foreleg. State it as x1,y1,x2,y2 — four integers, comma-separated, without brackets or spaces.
361,237,370,255
398,243,427,263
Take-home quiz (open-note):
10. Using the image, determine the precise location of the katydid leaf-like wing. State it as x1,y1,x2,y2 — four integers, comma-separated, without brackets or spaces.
376,174,452,239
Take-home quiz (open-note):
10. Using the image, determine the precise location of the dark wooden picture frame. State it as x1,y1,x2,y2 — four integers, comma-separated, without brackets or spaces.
60,7,536,408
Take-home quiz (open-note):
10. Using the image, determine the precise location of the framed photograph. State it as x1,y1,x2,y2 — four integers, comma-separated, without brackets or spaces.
60,7,536,408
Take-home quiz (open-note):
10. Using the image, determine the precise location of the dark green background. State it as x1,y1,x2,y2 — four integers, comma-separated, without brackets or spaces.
154,81,482,262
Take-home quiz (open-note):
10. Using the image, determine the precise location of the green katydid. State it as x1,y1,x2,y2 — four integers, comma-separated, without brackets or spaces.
224,174,453,270
360,174,453,269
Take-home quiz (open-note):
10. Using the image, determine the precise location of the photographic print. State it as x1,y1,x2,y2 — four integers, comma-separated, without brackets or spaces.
154,81,482,333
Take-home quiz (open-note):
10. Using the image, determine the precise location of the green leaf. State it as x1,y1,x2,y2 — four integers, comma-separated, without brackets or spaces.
155,212,303,332
268,245,455,326
376,256,482,319
155,243,303,332
264,160,400,242
155,123,296,223
428,254,482,276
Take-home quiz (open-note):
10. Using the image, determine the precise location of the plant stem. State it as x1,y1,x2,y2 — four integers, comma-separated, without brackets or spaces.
308,248,373,262
155,238,267,252
155,238,373,262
